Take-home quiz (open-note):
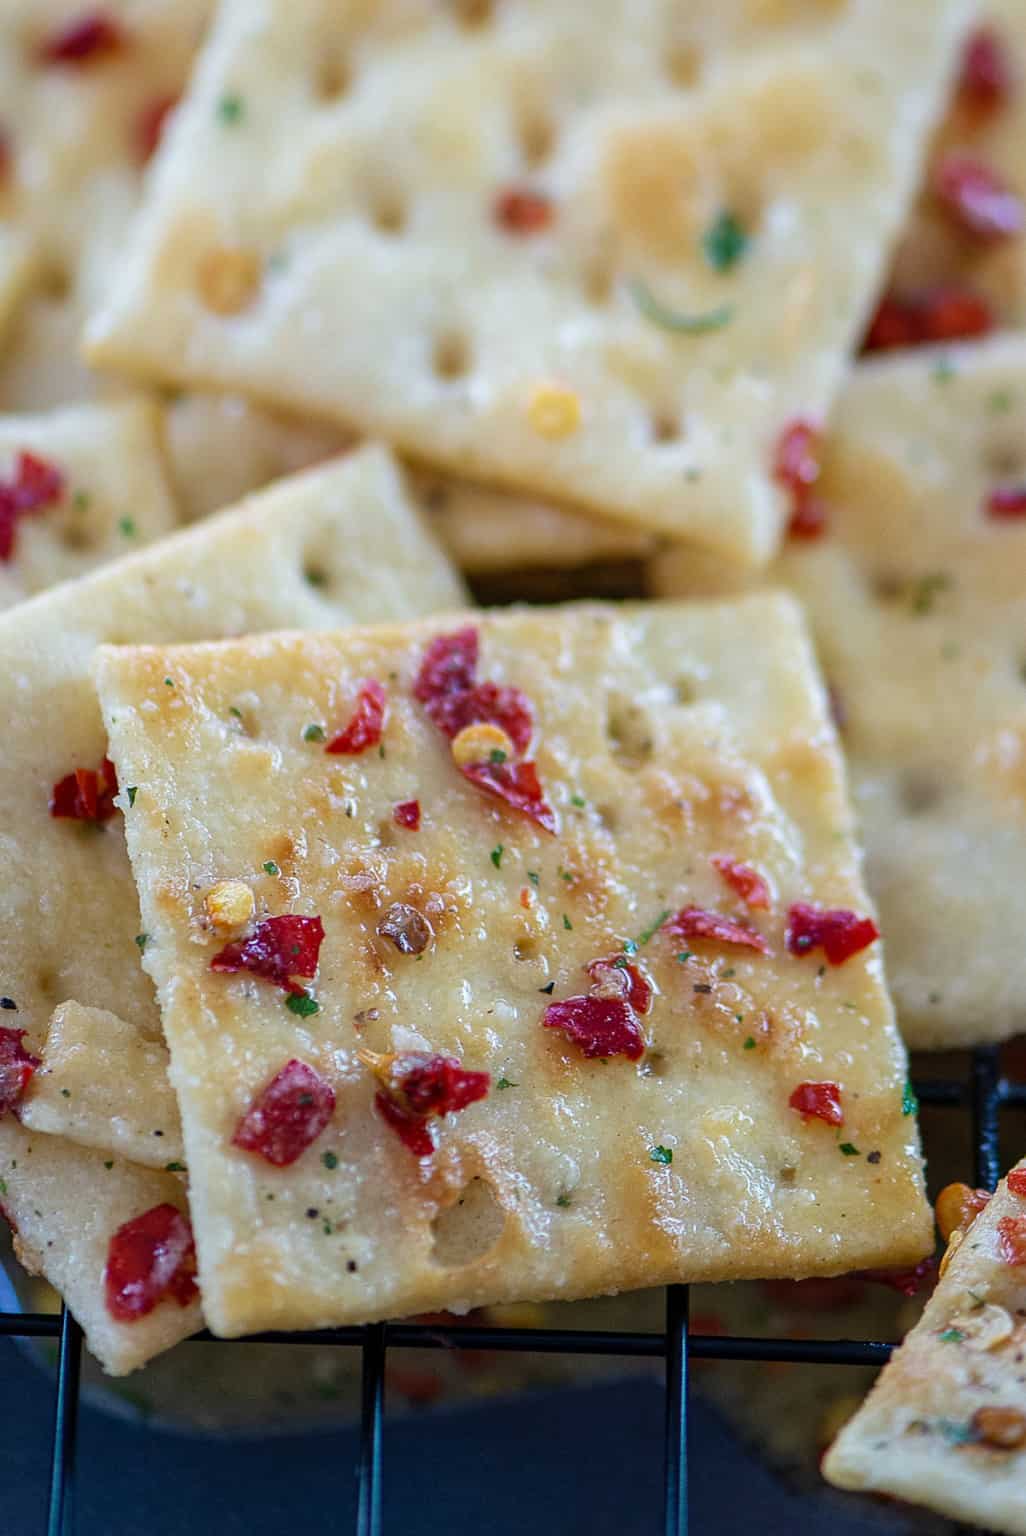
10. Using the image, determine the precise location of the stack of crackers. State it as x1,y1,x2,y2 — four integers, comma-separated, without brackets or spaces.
1,4,1025,1529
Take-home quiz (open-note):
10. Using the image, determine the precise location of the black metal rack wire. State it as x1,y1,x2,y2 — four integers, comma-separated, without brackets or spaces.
3,1044,1025,1536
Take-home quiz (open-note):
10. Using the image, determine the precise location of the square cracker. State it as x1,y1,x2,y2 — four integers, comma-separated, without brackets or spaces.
0,398,178,610
86,0,971,562
96,596,930,1338
884,3,1026,332
825,1159,1026,1535
654,337,1026,1048
0,443,466,1372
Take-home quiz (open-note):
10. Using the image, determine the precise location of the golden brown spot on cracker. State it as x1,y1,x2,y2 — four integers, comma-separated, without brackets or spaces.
971,1406,1026,1449
196,245,262,316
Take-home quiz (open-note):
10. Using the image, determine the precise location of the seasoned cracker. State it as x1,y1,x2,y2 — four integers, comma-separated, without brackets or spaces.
96,597,930,1338
654,338,1026,1047
0,398,177,609
0,444,465,1371
87,0,971,561
825,1159,1026,1535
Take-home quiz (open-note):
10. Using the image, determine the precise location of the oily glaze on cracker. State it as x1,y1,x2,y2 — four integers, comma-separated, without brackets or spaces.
96,597,930,1338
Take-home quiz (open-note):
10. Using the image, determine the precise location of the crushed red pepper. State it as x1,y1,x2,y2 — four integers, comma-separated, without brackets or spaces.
934,154,1025,241
210,913,324,996
1007,1169,1026,1198
49,756,118,822
785,902,879,966
996,1215,1026,1265
958,27,1014,114
666,906,770,955
0,451,65,561
366,1051,489,1156
788,1080,843,1126
862,288,993,352
985,485,1026,520
0,1027,40,1118
493,187,554,235
38,11,125,66
710,855,770,910
773,419,826,539
393,798,421,830
232,1059,336,1167
326,679,387,755
460,758,557,834
137,93,178,162
542,995,645,1061
585,955,653,1015
104,1203,198,1322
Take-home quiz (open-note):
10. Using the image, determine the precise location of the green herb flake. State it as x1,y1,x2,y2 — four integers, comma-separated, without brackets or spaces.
103,1162,113,1172
322,1151,339,1170
263,860,280,875
563,913,573,931
126,786,137,808
490,844,504,869
527,870,540,887
902,1081,919,1117
303,723,326,743
629,276,733,334
932,356,956,384
637,909,670,946
570,793,587,808
61,1088,71,1098
910,571,952,616
163,677,174,688
539,981,555,995
118,516,136,538
743,1037,756,1050
937,1418,974,1445
490,748,507,764
702,210,749,272
676,950,693,964
165,1161,186,1173
496,1077,518,1090
838,1142,860,1157
135,933,149,951
939,1327,965,1344
72,489,90,512
649,1144,673,1165
286,992,320,1018
988,389,1013,415
218,93,244,124
229,706,243,719
556,1192,572,1208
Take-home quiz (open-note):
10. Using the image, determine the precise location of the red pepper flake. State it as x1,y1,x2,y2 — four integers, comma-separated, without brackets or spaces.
494,187,554,235
1007,1169,1026,1199
368,1051,489,1156
393,798,421,830
0,451,65,561
519,886,532,909
997,1215,1026,1266
460,758,557,835
38,11,125,66
0,1027,40,1118
326,679,387,755
958,27,1014,114
856,1257,937,1298
210,914,324,995
788,1080,843,1126
104,1203,198,1322
232,1059,335,1167
49,756,118,823
136,93,178,162
934,154,1025,242
666,906,770,955
774,419,826,540
710,855,770,911
542,995,645,1061
985,485,1026,520
430,681,534,754
414,626,479,707
785,902,879,966
862,288,993,353
585,955,653,1015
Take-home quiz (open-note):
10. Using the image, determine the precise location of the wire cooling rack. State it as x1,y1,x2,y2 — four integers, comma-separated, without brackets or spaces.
3,1043,1024,1536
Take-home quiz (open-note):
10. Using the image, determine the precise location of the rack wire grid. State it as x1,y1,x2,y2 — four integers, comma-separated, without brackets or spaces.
3,1043,1024,1536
